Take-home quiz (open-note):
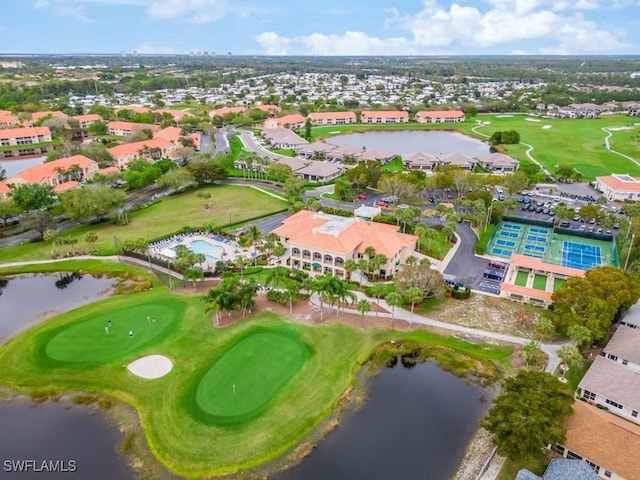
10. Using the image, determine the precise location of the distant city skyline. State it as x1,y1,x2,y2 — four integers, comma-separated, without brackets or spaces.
3,0,640,56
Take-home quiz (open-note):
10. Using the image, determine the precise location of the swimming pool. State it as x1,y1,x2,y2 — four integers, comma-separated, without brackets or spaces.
190,240,223,263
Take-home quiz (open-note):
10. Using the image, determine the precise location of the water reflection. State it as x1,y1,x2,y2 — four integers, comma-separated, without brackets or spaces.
275,358,488,480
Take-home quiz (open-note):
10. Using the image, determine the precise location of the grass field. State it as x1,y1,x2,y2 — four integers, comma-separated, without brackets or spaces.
0,184,287,263
314,114,640,181
194,328,311,424
45,301,181,364
0,262,513,478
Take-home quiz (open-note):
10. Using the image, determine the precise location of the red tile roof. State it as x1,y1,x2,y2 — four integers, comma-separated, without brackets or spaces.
108,137,174,160
500,282,553,301
0,182,11,195
115,106,151,114
210,106,246,117
361,110,409,119
73,114,102,123
254,104,279,113
155,109,191,120
275,114,307,125
108,121,158,132
0,126,51,140
31,111,66,120
309,111,356,120
417,110,465,118
53,181,79,192
596,175,640,192
7,155,97,184
508,254,586,277
153,126,182,141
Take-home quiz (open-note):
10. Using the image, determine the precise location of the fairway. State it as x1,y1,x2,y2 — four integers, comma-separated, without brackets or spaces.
45,301,182,364
194,328,311,424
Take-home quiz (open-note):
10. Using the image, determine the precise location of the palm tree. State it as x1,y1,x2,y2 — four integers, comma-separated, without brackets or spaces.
567,324,592,351
414,222,427,251
43,229,59,255
265,267,288,290
285,282,301,316
385,291,402,320
344,259,358,279
244,225,262,266
356,298,372,326
84,231,98,252
185,267,204,292
403,287,423,322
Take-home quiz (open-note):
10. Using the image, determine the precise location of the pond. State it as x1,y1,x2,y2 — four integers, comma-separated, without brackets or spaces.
0,274,489,480
0,156,45,178
327,130,490,157
0,273,136,480
275,358,488,480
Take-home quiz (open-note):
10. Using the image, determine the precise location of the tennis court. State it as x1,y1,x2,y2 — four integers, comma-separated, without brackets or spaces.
560,241,603,269
487,221,617,270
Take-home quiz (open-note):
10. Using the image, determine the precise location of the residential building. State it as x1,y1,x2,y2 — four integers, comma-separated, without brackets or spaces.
107,121,159,136
358,148,396,164
261,127,309,149
73,113,103,129
108,137,176,169
0,182,11,198
254,104,279,114
295,141,337,159
209,106,247,118
0,126,54,159
263,114,307,129
516,459,599,480
438,152,476,170
500,254,585,307
476,153,520,173
620,299,640,329
361,110,409,124
155,109,191,123
271,210,418,278
403,152,439,171
324,145,364,162
115,106,151,115
415,110,465,123
308,111,356,126
5,154,98,190
31,111,67,123
578,326,640,426
551,401,640,480
0,110,19,129
594,174,640,201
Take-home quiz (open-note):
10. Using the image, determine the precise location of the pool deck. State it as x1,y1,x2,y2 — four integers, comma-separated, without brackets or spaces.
148,234,251,268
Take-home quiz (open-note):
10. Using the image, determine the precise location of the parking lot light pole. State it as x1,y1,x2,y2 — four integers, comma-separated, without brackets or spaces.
625,234,635,271
485,198,496,232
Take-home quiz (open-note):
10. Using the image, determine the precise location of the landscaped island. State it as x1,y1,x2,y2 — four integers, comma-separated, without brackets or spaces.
0,261,511,478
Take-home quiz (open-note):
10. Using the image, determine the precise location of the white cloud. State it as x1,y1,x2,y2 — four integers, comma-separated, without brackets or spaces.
32,0,94,22
255,32,290,55
145,0,228,23
254,0,629,55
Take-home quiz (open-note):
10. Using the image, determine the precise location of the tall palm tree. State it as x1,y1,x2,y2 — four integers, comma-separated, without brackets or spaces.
244,225,262,266
356,298,372,327
344,259,358,279
413,222,427,251
403,287,423,322
385,291,402,320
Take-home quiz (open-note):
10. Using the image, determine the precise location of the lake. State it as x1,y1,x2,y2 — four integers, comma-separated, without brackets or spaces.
275,358,488,480
0,156,45,178
327,130,490,156
0,274,489,479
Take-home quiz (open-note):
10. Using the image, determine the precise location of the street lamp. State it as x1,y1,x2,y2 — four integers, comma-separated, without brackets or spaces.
485,198,497,232
625,233,635,271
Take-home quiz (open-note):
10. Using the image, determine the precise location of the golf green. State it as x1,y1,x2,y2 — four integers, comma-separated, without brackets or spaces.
195,329,311,424
45,302,182,364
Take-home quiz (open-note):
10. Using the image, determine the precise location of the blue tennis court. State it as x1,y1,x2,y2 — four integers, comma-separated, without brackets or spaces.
500,231,520,238
526,235,547,243
503,223,523,231
496,239,516,248
561,241,602,269
492,247,514,257
524,245,545,253
529,227,549,235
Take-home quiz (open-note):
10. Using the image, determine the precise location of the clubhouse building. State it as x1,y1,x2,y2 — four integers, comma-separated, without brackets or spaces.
272,210,418,278
594,174,640,201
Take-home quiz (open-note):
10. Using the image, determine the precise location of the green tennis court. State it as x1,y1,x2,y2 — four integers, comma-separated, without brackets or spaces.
195,329,311,424
45,301,183,364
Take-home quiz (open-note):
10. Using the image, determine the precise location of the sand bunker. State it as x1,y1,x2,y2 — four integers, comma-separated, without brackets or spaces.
525,117,541,122
127,355,173,379
542,125,552,129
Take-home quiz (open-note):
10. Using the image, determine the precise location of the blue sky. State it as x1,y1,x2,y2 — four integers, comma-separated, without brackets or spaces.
2,0,640,55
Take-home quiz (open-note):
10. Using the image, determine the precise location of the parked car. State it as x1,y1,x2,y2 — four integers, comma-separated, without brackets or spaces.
572,215,581,221
355,194,367,200
377,201,389,207
614,223,620,229
578,225,586,231
483,270,504,281
488,260,507,270
560,220,570,227
605,230,612,235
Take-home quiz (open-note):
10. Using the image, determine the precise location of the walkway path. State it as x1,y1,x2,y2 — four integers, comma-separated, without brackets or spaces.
601,126,640,169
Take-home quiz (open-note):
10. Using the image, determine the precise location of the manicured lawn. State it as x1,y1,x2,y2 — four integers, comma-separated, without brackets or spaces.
194,328,311,423
532,274,547,291
314,114,640,181
45,301,181,364
381,157,404,172
498,450,549,480
515,270,529,287
0,264,513,478
0,184,287,263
